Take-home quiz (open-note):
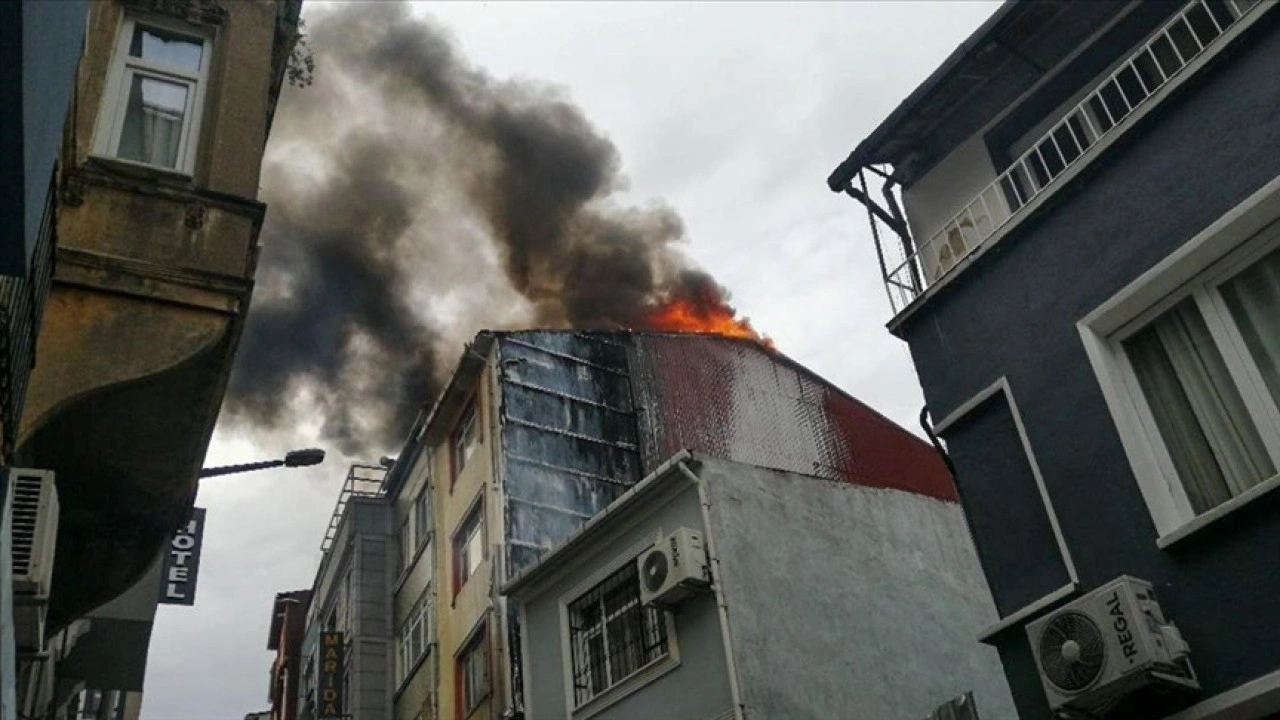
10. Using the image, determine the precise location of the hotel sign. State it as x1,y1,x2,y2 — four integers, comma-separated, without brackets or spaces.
158,507,205,606
319,631,345,719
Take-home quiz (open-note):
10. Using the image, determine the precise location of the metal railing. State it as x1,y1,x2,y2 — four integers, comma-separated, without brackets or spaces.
880,0,1266,314
319,463,388,553
0,176,58,459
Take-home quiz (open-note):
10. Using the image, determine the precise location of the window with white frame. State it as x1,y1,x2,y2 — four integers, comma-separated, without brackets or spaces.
397,595,430,683
95,16,212,173
452,497,484,596
566,561,670,707
451,400,480,482
1113,234,1280,522
401,516,414,574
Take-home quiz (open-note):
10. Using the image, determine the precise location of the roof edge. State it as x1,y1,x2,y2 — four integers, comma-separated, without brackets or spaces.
827,0,1017,191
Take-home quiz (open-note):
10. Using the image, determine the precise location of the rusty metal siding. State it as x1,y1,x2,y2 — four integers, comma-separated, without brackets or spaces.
496,332,644,578
635,334,957,502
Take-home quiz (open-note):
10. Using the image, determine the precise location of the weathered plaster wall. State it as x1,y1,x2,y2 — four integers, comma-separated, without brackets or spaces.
517,478,734,720
698,456,1016,720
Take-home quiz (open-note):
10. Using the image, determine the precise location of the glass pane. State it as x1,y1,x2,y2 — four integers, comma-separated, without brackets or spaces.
606,616,641,682
130,25,202,72
117,75,188,168
1220,245,1280,406
466,525,483,576
586,634,606,696
1125,298,1274,513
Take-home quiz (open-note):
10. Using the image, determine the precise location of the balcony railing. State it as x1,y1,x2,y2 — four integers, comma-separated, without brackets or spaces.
880,0,1266,315
0,177,58,458
319,463,388,553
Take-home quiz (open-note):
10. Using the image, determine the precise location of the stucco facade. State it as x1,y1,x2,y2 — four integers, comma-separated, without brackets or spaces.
507,454,1015,720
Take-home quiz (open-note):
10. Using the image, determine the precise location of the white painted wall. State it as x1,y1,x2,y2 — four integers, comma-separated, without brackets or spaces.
700,456,1017,720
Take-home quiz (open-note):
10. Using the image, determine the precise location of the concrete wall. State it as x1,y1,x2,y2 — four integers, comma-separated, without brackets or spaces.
897,16,1280,720
902,134,1002,248
518,477,734,720
305,497,392,720
57,551,165,692
698,456,1015,720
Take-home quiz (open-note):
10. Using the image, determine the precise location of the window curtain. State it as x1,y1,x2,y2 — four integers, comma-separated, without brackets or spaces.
1221,245,1280,406
140,101,183,167
119,76,185,169
1125,298,1274,513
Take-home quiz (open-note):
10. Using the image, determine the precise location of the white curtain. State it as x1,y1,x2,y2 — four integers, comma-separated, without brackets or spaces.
1221,245,1280,404
118,76,186,169
140,103,182,168
1126,297,1274,513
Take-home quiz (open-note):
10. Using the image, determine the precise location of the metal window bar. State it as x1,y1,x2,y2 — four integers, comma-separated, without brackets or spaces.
567,562,668,706
879,0,1263,314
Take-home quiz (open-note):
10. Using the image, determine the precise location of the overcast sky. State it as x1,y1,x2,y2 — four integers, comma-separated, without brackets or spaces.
140,3,999,717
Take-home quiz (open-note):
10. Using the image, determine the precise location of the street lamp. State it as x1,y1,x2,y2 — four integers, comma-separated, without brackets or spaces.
198,448,326,478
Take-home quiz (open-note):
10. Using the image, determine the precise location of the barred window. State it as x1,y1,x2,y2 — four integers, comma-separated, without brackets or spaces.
567,561,669,706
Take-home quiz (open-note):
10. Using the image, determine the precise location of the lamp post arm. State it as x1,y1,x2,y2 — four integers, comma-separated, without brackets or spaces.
197,459,287,478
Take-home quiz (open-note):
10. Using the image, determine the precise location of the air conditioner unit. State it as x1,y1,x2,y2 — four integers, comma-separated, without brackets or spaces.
8,469,58,655
637,528,709,607
8,468,58,598
1026,576,1198,718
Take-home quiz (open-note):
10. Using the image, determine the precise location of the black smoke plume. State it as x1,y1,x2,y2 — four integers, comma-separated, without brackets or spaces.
225,3,740,456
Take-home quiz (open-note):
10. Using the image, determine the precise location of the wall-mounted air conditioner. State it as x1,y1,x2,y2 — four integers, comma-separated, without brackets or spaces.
1027,576,1198,718
9,468,58,654
638,528,709,607
9,468,58,598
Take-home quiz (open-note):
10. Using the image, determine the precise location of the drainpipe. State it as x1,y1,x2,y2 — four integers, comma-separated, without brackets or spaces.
919,405,956,478
676,461,746,720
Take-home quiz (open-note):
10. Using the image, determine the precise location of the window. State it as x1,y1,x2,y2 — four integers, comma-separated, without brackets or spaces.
451,400,480,482
566,561,669,707
452,498,485,595
457,623,489,717
95,16,212,174
1113,239,1280,525
398,596,430,683
415,486,431,549
401,517,414,574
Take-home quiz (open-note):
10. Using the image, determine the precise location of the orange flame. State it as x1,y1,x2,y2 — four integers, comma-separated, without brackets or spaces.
644,299,774,349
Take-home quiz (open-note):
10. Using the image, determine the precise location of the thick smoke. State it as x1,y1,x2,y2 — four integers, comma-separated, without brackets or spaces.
225,3,740,455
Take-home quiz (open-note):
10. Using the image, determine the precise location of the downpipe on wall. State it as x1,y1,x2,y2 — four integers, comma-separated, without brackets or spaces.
677,460,746,720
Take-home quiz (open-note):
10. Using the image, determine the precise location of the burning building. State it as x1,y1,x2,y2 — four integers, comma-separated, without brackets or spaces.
293,329,1013,720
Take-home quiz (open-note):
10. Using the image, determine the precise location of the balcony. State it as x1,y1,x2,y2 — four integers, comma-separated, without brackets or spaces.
878,0,1268,317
